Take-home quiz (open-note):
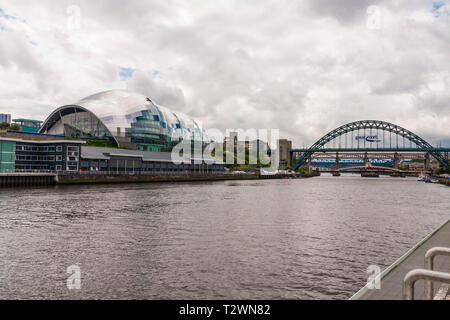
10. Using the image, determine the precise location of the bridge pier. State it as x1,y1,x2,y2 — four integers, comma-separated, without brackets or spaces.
335,152,339,170
308,156,312,170
394,152,399,169
364,152,369,167
424,153,431,171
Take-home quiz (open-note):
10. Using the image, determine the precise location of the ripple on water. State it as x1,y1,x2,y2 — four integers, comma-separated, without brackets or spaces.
0,176,448,299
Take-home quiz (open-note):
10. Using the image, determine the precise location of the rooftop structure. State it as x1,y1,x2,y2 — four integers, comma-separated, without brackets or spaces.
12,118,43,133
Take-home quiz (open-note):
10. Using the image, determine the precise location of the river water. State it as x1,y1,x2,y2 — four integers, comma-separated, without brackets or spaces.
0,175,448,299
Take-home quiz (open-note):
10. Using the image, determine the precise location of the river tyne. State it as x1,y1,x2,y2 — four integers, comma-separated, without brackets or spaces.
0,175,448,299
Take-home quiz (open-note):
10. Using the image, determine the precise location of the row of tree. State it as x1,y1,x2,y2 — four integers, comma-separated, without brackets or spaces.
433,166,450,175
0,122,21,131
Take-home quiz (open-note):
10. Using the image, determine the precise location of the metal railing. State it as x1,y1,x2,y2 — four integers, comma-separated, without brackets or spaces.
11,169,228,175
403,269,450,300
424,247,450,299
402,246,450,300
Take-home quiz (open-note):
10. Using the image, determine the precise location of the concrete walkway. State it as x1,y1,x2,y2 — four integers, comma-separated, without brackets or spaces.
352,219,450,300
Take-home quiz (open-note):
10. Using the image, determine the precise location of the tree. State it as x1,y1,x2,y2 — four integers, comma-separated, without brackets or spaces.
0,122,10,130
9,123,21,131
433,167,450,175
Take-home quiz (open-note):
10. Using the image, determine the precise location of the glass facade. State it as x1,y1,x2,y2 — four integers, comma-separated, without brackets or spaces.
40,90,205,152
0,140,16,172
49,110,113,140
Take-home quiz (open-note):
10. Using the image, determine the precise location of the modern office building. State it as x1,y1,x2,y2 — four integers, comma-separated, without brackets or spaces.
0,137,225,173
0,137,84,172
80,146,224,173
12,119,43,133
39,90,206,152
0,113,11,124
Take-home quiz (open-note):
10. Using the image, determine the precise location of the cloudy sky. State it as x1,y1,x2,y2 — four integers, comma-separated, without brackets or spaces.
0,0,449,146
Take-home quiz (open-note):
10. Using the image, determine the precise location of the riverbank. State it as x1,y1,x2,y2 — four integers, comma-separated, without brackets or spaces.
57,171,319,185
432,175,450,186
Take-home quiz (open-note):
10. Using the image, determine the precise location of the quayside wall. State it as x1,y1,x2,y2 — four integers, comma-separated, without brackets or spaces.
0,172,318,187
0,173,56,187
56,173,260,185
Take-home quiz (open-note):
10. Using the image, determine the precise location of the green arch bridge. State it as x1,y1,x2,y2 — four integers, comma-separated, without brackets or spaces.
291,120,450,171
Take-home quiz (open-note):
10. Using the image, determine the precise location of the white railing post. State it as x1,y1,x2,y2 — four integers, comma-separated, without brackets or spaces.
403,269,450,300
424,247,450,299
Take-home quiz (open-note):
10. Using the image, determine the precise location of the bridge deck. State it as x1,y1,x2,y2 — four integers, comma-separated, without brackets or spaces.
351,219,450,300
291,148,450,152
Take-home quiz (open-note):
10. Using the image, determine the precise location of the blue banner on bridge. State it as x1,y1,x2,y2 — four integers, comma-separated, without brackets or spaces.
311,158,394,168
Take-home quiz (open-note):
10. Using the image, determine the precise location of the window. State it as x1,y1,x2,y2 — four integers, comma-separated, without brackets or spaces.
68,146,79,152
56,155,62,161
16,146,23,151
68,156,77,161
56,165,62,171
56,146,63,152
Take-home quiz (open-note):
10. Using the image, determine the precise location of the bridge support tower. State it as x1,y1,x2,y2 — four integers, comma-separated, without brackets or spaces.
335,152,339,170
394,152,399,169
424,153,431,171
364,152,369,167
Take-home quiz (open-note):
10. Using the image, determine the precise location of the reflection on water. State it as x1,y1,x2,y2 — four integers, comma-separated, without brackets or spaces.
0,175,448,299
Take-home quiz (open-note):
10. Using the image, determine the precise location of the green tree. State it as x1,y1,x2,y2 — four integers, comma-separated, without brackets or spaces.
433,167,450,175
0,122,10,130
9,123,21,131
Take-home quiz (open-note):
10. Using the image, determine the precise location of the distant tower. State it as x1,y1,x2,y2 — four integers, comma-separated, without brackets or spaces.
0,114,11,124
278,139,292,168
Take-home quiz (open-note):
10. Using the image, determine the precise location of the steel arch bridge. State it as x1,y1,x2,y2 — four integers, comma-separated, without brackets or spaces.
292,120,450,170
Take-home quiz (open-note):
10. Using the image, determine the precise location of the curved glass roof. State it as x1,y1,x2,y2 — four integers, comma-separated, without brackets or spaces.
73,90,203,140
40,90,205,150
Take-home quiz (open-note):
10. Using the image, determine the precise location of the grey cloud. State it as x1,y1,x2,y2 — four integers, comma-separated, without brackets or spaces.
126,70,186,110
0,0,450,146
305,0,383,23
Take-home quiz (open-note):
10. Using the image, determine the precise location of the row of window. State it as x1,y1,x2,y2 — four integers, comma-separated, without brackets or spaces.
16,155,63,162
15,145,80,153
67,151,79,157
17,145,63,152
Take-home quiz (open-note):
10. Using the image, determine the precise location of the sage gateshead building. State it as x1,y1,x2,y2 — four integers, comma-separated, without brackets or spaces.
39,90,205,152
26,89,225,173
